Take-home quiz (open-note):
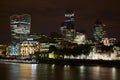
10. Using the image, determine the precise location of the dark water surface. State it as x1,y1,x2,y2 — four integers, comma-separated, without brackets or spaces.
0,62,120,80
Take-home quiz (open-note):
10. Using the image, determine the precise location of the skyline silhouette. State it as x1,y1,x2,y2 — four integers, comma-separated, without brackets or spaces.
0,0,120,42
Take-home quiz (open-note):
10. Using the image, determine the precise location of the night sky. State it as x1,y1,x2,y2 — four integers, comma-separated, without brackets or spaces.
0,0,120,42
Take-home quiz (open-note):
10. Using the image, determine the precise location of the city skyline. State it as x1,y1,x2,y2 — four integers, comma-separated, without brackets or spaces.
0,0,120,42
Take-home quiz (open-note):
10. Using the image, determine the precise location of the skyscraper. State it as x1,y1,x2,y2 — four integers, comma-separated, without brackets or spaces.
60,9,76,42
93,19,105,43
9,14,31,55
10,14,31,42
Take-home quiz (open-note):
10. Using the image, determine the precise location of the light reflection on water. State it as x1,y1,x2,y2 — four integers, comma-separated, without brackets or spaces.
112,67,116,80
0,62,120,80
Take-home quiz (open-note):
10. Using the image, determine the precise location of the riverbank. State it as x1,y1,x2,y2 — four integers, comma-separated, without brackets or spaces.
0,58,120,67
0,59,37,64
38,58,120,67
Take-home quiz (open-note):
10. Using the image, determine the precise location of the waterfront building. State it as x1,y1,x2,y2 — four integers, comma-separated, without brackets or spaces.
0,44,8,56
20,40,39,56
38,36,58,52
8,43,20,55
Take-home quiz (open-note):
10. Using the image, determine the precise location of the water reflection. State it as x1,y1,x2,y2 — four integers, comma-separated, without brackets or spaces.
7,63,38,80
112,67,116,80
63,65,70,80
8,63,20,80
0,62,120,80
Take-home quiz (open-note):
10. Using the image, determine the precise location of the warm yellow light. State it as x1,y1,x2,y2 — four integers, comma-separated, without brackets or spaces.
49,52,55,58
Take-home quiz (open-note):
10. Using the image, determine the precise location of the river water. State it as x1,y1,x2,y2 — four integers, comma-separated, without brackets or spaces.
0,62,120,80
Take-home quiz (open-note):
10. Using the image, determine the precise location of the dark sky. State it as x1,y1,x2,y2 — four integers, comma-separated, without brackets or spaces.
0,0,120,42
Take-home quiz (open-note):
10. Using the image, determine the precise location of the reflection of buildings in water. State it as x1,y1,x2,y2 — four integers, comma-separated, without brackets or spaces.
19,64,37,80
112,67,116,80
8,63,20,80
2,63,120,80
92,66,100,79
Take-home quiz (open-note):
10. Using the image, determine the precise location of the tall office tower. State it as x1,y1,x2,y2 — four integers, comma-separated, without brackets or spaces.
93,19,105,43
60,9,76,42
10,14,31,42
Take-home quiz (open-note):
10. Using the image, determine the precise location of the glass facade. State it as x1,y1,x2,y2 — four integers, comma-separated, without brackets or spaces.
8,43,20,55
60,9,76,42
10,14,31,42
93,20,105,42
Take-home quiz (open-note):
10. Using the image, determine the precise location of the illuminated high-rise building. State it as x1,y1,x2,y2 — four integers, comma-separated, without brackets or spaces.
9,14,31,55
74,32,86,44
93,19,105,43
10,14,31,42
60,9,76,42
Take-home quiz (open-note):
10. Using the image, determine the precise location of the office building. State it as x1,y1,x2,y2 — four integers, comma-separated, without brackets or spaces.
10,14,31,42
74,32,86,44
60,9,76,42
93,19,105,43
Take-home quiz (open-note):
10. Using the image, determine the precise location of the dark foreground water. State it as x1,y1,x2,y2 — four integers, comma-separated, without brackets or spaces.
0,62,120,80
